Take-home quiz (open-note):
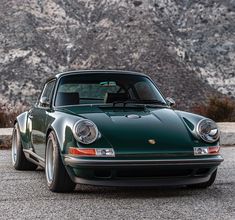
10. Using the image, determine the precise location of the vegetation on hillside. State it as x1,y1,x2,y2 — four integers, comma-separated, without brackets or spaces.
192,96,235,122
0,103,28,128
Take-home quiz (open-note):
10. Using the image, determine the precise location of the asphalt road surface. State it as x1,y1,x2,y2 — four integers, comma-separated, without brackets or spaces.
0,147,234,220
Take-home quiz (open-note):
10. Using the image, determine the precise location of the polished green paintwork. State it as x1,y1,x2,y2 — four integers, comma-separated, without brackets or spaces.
17,104,219,161
58,105,210,158
17,112,31,148
16,71,220,164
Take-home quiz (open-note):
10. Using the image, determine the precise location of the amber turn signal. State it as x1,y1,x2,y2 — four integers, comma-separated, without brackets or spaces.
69,147,115,157
208,146,220,155
69,147,96,156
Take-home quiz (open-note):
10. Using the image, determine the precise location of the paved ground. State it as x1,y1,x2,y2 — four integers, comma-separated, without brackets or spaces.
0,148,234,220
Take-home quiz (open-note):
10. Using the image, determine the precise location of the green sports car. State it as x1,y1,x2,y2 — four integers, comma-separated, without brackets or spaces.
12,70,223,192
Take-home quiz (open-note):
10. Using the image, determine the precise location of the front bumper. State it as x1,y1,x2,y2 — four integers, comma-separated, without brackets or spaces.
64,155,224,167
63,155,224,187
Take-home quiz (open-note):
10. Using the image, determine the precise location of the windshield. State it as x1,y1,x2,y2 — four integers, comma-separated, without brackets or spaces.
54,73,166,106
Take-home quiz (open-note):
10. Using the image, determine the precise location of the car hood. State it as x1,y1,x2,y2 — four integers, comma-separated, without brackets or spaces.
58,106,196,157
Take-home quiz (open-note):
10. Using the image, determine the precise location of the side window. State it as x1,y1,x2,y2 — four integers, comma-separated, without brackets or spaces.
38,80,55,107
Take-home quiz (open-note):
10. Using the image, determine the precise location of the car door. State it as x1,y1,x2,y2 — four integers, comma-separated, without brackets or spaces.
30,79,56,159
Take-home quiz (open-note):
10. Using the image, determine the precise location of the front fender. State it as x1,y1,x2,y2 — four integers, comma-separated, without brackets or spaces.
49,115,77,154
48,112,113,154
175,110,220,146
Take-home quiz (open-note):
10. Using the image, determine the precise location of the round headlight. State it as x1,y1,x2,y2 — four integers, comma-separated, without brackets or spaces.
196,119,220,143
73,119,99,144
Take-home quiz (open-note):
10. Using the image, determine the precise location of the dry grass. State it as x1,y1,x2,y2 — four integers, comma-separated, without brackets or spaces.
0,138,11,149
192,96,235,122
0,103,28,128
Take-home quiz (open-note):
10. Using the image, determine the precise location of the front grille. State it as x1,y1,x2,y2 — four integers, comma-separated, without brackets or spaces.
116,168,192,178
94,169,112,178
92,167,212,180
195,168,210,175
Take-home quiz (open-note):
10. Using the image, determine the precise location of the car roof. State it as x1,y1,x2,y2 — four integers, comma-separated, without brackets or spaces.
45,70,150,84
54,70,148,79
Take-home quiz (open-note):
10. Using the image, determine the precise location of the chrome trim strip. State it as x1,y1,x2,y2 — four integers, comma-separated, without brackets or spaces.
23,149,45,163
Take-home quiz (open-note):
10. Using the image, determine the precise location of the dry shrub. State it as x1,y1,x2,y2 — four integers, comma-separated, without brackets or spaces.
0,103,28,128
0,137,12,149
192,96,235,122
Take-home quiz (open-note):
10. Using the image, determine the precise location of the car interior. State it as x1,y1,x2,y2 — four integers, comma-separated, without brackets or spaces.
55,91,131,106
55,92,80,106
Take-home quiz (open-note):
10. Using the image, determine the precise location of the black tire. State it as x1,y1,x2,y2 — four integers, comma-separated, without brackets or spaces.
45,131,76,192
188,169,217,189
12,123,38,171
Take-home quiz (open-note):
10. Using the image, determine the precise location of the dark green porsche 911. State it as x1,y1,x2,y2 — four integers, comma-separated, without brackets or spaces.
12,70,223,192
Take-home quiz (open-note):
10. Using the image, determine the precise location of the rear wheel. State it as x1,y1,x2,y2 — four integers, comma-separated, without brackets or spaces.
188,169,217,189
45,131,76,192
12,123,37,170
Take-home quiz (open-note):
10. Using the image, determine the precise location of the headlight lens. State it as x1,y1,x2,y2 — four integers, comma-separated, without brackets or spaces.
73,119,99,144
196,119,220,143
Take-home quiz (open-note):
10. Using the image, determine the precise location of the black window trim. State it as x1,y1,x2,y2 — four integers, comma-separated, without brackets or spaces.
52,73,167,108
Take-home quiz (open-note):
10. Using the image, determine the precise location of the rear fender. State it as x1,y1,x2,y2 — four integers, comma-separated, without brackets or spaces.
16,111,31,149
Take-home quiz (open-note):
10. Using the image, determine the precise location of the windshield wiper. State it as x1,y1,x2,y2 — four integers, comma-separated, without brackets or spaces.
113,99,167,107
130,100,166,105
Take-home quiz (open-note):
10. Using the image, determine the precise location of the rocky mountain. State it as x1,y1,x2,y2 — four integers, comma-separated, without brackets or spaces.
0,0,234,110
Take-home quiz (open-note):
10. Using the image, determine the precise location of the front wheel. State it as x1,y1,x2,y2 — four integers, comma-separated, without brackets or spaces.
12,123,37,171
45,131,76,192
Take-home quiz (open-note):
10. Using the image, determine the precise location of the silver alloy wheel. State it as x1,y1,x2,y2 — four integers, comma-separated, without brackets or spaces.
11,127,18,166
46,138,55,184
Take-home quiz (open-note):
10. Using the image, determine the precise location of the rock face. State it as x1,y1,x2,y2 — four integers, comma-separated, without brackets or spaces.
0,0,234,109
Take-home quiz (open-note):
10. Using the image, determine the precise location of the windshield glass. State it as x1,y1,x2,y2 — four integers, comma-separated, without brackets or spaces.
54,73,166,106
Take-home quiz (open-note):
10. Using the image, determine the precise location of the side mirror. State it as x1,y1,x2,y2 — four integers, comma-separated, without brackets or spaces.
166,97,176,107
40,97,50,108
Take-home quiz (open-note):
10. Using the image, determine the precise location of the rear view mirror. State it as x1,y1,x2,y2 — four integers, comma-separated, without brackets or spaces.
100,81,117,87
40,97,50,107
166,97,176,107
